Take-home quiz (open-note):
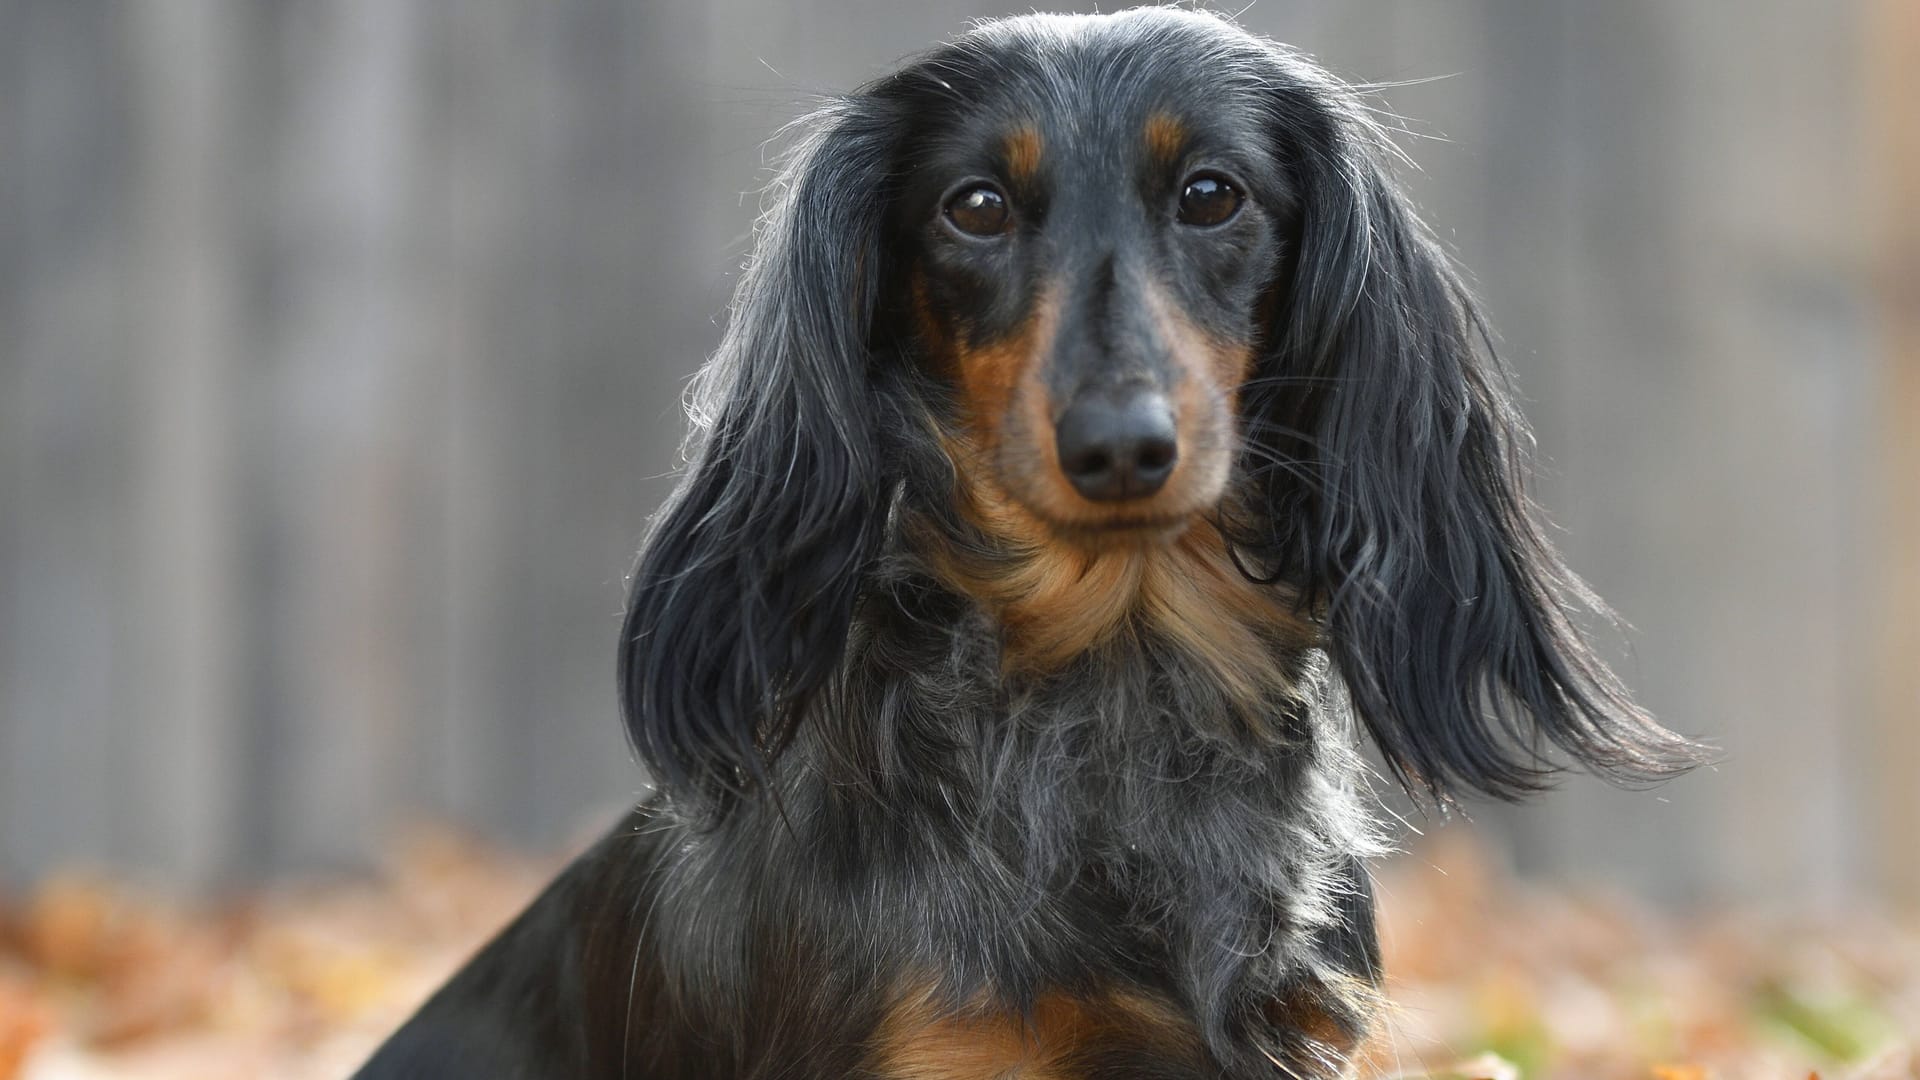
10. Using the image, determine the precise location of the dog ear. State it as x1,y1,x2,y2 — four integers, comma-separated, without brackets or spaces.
1245,74,1706,802
618,101,898,802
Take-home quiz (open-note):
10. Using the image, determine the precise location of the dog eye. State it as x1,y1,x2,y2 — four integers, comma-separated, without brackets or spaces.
945,184,1011,236
1177,173,1242,227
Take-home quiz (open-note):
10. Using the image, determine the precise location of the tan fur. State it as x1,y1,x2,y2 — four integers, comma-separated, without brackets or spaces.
1143,111,1187,166
1143,278,1254,515
926,488,1313,707
871,982,1200,1080
926,271,1246,529
1003,125,1044,185
916,241,1305,701
956,297,1059,462
1264,975,1384,1077
923,276,1300,698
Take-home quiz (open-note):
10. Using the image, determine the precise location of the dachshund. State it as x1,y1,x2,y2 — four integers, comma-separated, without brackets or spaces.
356,8,1702,1078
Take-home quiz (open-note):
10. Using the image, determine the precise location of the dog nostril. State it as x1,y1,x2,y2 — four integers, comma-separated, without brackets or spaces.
1054,391,1179,502
1063,447,1113,479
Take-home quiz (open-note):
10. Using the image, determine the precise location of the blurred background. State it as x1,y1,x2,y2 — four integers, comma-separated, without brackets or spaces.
2,0,1916,915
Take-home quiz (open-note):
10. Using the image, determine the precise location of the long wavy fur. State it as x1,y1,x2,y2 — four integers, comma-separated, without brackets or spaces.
617,97,902,800
1231,56,1703,801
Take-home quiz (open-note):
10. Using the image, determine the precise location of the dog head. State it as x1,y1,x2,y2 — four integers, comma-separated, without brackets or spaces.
619,8,1703,803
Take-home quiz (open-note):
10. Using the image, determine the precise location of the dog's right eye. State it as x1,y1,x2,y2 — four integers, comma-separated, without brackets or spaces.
944,184,1012,237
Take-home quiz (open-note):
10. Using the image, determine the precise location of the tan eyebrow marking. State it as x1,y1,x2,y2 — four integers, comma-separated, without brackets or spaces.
1003,124,1044,184
1144,110,1187,165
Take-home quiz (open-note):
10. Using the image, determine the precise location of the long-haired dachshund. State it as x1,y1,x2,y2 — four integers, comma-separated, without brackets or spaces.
358,8,1701,1078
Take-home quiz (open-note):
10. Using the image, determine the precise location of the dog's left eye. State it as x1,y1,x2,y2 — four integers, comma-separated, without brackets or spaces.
1177,173,1242,227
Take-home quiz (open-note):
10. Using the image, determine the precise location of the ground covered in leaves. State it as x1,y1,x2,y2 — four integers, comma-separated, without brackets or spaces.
0,830,1914,1079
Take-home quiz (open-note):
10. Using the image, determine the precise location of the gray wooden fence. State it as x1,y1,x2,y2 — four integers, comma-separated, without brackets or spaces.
2,0,1914,903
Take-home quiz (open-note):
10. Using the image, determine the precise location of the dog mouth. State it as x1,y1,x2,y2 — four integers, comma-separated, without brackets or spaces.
1028,508,1200,549
943,424,1232,553
1003,445,1233,550
993,450,1230,550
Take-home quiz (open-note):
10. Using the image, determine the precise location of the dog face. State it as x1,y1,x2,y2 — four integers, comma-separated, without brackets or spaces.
891,46,1291,545
619,8,1702,804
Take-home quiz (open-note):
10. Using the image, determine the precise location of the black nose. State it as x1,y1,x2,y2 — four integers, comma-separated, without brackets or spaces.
1054,390,1179,501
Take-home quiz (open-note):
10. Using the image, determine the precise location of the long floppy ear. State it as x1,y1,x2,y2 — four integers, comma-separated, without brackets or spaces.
619,100,898,801
1246,71,1707,801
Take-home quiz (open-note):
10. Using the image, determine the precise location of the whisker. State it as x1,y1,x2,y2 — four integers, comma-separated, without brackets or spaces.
1237,416,1332,448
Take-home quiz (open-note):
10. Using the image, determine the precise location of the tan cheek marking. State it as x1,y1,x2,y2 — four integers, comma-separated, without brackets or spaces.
1142,279,1255,407
1003,124,1044,186
949,292,1057,453
911,266,960,389
1144,110,1187,167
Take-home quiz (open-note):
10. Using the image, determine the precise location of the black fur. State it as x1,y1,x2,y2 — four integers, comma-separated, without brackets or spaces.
359,9,1702,1078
